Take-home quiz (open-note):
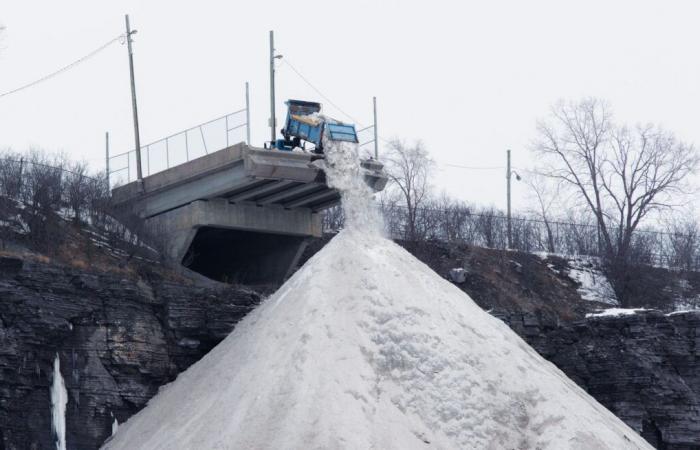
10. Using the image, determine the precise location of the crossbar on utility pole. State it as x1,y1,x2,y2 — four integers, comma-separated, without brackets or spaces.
269,31,277,144
506,149,512,249
373,96,378,160
125,14,143,182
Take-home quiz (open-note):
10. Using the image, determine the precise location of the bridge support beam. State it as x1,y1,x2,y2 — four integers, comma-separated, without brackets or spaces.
146,199,322,285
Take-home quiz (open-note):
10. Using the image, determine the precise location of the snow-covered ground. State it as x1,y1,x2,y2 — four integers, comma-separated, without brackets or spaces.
672,301,700,313
665,278,700,313
0,198,30,235
586,308,649,318
103,140,651,450
537,252,619,306
566,257,618,305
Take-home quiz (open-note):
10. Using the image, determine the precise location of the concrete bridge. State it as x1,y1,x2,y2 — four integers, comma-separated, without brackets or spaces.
111,142,387,284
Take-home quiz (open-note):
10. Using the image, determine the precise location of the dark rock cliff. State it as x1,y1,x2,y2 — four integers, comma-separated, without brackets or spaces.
504,310,700,450
0,256,259,450
1,253,698,449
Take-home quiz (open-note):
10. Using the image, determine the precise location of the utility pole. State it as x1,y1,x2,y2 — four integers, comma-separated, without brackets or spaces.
269,30,277,144
105,132,110,190
245,82,251,145
373,96,378,160
507,149,512,249
125,14,143,181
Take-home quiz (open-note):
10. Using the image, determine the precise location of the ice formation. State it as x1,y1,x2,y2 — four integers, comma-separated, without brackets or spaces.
103,140,651,449
51,353,67,450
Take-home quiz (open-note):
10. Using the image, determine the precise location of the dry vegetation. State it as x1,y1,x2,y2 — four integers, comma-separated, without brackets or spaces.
0,149,179,279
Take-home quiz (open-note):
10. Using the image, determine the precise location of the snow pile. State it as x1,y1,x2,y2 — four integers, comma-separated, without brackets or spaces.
51,354,68,450
103,141,650,449
322,129,384,236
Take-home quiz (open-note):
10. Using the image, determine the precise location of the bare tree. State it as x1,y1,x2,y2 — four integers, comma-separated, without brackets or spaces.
24,150,65,212
383,139,434,241
0,24,6,56
0,149,23,199
534,98,699,302
322,205,345,232
64,161,89,224
427,193,472,243
665,215,700,272
525,172,562,253
474,207,505,249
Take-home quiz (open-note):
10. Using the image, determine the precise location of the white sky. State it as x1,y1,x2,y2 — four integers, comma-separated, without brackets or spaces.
1,0,699,216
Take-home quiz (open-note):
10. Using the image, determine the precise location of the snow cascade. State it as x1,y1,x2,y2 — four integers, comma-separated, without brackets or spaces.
51,353,67,450
103,140,651,449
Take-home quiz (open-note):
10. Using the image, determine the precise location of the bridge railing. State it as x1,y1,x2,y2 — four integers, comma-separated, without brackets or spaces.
357,124,377,159
108,85,251,188
357,97,379,160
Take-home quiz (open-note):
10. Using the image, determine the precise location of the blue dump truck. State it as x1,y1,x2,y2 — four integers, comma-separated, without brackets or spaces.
273,100,358,154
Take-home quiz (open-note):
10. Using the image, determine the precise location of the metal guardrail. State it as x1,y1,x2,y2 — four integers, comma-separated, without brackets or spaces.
107,84,251,188
357,97,379,159
0,157,100,182
357,124,376,148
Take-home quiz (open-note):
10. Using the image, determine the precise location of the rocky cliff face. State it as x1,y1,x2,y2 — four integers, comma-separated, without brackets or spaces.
1,254,698,449
503,310,700,450
0,256,259,450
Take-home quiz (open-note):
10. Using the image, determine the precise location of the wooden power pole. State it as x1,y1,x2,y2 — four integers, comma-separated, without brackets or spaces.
125,14,143,182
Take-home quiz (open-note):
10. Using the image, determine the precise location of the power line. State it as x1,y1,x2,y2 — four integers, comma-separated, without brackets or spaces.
0,33,124,100
280,57,513,173
280,58,363,125
440,163,505,171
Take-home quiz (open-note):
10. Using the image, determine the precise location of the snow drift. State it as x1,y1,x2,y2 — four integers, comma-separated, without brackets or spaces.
103,141,650,449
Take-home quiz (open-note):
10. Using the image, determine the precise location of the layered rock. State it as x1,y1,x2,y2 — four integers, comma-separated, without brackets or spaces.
503,310,700,449
0,256,259,450
1,254,698,449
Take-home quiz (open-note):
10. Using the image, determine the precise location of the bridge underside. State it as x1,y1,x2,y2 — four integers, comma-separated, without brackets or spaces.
183,227,307,286
111,142,386,285
145,198,322,284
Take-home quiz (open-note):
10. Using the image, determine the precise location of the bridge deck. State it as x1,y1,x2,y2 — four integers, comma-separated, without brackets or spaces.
111,142,387,218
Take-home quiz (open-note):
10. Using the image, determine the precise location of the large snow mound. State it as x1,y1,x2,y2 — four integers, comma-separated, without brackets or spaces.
103,139,649,449
103,229,649,449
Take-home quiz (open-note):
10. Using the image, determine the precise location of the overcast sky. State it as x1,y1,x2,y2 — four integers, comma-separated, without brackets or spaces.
1,0,699,215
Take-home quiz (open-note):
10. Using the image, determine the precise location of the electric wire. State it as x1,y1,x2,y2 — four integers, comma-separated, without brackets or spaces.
441,163,505,170
282,56,511,172
0,33,124,100
280,58,363,125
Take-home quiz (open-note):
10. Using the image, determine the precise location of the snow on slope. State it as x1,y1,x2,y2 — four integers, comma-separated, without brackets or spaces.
586,308,649,318
566,257,618,305
539,252,618,306
102,141,650,450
